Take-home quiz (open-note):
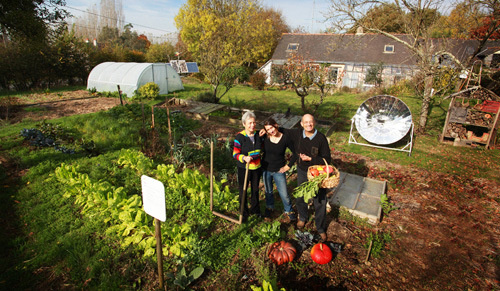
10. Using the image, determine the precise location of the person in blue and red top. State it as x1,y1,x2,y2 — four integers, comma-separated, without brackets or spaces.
233,110,262,221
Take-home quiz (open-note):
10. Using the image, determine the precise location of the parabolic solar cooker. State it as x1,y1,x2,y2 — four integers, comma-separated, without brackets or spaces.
354,95,413,145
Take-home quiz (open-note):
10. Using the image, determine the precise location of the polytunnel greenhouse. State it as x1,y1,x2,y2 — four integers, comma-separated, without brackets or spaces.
87,62,184,97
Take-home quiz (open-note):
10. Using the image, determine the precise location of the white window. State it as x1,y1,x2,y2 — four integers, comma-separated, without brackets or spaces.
327,65,344,84
286,43,299,52
384,45,395,53
329,68,338,83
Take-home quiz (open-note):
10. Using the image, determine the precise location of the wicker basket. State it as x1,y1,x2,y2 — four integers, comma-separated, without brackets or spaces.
307,158,340,189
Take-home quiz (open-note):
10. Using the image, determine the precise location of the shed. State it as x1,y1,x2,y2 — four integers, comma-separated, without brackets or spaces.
87,62,184,97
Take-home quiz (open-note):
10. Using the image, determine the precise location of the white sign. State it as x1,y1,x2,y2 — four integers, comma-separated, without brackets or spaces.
141,175,166,222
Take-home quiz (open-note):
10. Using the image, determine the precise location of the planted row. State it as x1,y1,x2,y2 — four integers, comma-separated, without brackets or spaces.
53,149,237,259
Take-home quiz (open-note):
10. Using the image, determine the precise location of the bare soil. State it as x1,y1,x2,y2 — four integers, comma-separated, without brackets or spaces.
0,90,120,123
2,91,499,290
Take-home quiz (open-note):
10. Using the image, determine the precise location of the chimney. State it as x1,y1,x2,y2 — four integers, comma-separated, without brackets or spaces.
356,27,364,35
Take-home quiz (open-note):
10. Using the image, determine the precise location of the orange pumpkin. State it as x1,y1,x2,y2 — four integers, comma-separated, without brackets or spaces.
311,242,332,265
268,241,296,265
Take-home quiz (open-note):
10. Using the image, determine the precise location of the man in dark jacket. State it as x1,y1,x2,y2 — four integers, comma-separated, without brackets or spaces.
288,114,331,241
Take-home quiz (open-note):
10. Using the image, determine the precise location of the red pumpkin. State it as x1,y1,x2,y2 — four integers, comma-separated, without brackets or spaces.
268,241,296,265
310,242,332,265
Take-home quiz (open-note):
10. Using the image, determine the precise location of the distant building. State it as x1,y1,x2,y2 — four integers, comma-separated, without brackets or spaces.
258,32,500,90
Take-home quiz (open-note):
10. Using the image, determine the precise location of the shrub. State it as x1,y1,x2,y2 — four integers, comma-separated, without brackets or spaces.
191,72,205,82
137,82,160,99
250,72,267,90
341,86,351,93
383,79,415,96
196,91,216,103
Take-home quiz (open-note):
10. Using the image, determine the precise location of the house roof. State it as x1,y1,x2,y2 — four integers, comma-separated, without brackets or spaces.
478,46,500,56
271,33,500,66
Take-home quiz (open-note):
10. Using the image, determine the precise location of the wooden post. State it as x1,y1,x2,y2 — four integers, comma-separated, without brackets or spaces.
210,142,213,211
166,97,173,159
484,105,500,149
440,96,455,143
151,106,155,129
117,85,123,106
364,240,373,265
155,218,164,289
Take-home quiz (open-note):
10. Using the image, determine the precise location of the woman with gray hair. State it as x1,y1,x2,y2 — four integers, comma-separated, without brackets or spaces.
232,110,262,221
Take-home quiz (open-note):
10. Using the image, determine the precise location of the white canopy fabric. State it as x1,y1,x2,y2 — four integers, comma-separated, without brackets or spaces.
87,62,184,97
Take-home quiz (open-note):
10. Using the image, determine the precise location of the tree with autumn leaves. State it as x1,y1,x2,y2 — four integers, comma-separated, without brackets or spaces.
273,54,339,114
175,0,289,103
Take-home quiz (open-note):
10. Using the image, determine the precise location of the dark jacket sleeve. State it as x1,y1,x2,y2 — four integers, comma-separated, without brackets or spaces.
312,133,331,165
283,128,300,168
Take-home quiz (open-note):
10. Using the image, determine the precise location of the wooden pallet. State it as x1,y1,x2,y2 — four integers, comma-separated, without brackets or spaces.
187,102,227,120
269,113,302,129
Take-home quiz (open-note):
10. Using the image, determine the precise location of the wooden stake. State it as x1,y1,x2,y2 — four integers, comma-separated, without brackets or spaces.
151,106,155,128
210,142,213,212
117,85,123,106
154,218,165,289
166,97,173,159
364,240,373,265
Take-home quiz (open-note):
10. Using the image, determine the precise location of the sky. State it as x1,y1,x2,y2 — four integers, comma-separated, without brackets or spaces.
63,0,332,42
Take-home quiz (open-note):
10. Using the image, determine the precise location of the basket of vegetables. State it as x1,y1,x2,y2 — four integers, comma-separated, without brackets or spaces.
294,159,340,202
306,159,340,189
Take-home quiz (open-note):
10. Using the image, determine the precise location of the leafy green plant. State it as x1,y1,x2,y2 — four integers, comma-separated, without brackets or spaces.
53,162,156,257
117,148,154,175
87,87,97,94
20,124,76,154
251,279,285,291
166,265,204,290
252,249,279,290
101,91,122,97
253,220,283,243
292,174,325,202
137,82,160,99
365,231,392,259
162,223,197,258
338,207,371,227
380,193,397,215
79,139,101,157
37,120,75,142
